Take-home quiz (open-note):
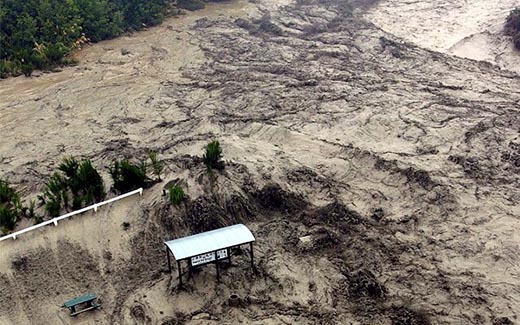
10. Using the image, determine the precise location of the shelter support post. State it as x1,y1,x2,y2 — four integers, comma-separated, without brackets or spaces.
177,260,183,286
166,246,171,273
249,242,254,272
215,251,220,282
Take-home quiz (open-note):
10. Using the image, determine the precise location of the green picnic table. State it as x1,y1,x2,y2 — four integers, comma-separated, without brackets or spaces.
62,293,101,316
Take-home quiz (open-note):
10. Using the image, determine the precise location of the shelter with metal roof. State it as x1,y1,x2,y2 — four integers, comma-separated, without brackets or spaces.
164,224,255,285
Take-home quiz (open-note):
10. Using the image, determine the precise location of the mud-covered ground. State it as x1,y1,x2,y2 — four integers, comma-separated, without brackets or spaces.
0,0,519,324
365,0,520,72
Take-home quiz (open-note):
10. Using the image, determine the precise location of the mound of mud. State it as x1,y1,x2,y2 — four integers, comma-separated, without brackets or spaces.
347,270,387,300
185,195,236,233
387,305,430,325
304,201,362,228
253,183,307,213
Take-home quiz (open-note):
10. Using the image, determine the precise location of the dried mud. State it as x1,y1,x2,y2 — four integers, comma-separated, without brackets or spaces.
1,0,520,324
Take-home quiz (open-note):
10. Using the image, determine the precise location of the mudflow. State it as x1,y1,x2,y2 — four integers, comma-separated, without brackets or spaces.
0,0,519,324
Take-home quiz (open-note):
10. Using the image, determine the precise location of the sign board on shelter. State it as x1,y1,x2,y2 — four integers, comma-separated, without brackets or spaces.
191,249,228,266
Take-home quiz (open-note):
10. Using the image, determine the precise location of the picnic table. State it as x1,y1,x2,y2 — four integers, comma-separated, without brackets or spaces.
62,293,101,316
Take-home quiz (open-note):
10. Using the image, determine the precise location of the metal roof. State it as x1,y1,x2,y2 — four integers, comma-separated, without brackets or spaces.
165,224,255,260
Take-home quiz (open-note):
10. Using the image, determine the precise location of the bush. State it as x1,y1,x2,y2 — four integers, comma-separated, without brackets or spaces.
109,159,148,193
169,185,184,205
57,156,105,208
24,200,43,225
21,64,34,77
40,172,69,217
0,180,18,205
43,43,70,63
0,180,21,233
0,206,17,233
40,156,106,216
203,140,225,170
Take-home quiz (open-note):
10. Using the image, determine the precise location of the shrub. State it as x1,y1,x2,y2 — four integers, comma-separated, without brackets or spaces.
203,140,225,170
40,172,69,217
57,156,105,208
0,205,17,233
43,43,70,63
0,179,18,205
21,64,34,77
40,157,106,216
149,151,163,181
169,185,184,205
109,159,148,193
25,200,43,225
0,180,21,233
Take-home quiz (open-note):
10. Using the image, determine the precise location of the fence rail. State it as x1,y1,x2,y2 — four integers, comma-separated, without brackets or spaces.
0,188,143,242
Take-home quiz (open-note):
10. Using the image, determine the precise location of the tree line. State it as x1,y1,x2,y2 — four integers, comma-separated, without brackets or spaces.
0,0,170,77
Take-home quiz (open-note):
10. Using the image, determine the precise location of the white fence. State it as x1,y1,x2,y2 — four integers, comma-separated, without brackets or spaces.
0,188,143,242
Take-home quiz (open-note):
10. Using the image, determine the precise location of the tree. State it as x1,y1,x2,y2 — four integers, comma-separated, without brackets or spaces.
0,179,21,233
0,0,169,77
203,140,225,170
109,159,149,193
40,156,106,216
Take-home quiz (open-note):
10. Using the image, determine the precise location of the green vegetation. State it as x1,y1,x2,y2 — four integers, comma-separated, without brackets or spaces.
148,151,163,181
506,8,520,49
168,185,184,205
109,159,149,193
0,180,21,233
40,157,105,217
0,0,170,77
203,140,225,170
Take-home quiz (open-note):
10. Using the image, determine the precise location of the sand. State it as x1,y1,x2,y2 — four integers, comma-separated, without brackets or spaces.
0,0,519,323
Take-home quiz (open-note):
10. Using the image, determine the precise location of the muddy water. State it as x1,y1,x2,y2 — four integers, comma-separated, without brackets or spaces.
0,0,520,323
0,0,255,184
365,0,520,71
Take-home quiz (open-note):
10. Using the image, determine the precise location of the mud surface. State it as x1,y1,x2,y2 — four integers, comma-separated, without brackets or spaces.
1,0,520,324
365,0,520,72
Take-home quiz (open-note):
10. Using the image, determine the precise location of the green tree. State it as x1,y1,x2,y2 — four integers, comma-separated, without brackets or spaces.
0,179,21,233
40,157,105,216
74,0,123,41
109,159,149,193
203,140,225,170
